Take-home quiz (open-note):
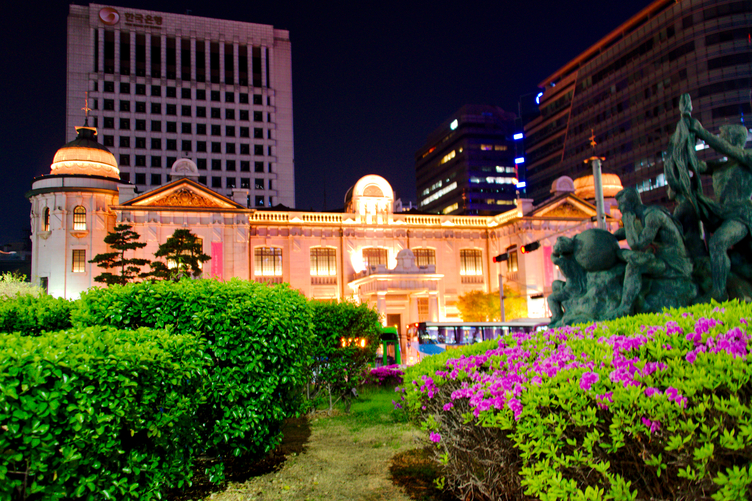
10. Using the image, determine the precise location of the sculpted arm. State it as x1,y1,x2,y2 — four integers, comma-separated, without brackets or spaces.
625,212,662,251
691,119,752,169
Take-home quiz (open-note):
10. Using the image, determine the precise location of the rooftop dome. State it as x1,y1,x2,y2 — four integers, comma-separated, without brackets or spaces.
574,173,623,200
50,126,119,180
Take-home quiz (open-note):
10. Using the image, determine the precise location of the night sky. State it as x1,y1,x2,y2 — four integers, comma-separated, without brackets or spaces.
0,0,651,244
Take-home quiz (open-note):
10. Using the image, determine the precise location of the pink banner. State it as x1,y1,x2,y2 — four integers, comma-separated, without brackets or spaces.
543,245,554,288
211,242,223,280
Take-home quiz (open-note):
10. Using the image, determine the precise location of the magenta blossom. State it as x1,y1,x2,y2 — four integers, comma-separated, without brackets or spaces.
579,371,599,391
429,432,441,443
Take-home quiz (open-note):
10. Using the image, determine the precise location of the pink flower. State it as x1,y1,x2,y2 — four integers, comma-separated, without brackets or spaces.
579,371,599,391
641,417,661,434
429,432,441,443
443,402,454,411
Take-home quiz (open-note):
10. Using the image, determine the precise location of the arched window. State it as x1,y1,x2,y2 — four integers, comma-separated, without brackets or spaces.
362,247,388,269
42,207,50,232
73,206,86,231
412,248,436,267
459,249,483,276
310,247,336,276
254,247,282,276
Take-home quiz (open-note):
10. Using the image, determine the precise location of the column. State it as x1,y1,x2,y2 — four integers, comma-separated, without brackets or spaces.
145,32,151,77
428,293,439,322
114,29,120,75
261,46,268,89
219,42,225,84
377,292,387,326
233,42,240,88
160,34,167,82
97,28,105,74
190,38,196,82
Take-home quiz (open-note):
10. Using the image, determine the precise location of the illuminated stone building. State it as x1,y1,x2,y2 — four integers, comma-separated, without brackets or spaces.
525,0,752,206
66,3,294,207
29,126,623,362
415,105,520,215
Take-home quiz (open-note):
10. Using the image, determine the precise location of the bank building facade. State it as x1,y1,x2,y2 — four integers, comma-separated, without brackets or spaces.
28,124,621,338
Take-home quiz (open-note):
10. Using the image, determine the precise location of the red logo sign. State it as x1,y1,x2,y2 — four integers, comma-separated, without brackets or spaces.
99,7,120,26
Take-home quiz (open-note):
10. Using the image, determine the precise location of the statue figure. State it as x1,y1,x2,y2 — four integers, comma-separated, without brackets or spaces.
547,237,587,326
684,117,752,301
608,188,693,318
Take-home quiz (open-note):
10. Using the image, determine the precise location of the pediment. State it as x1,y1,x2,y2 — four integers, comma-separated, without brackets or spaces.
532,195,596,219
120,178,244,210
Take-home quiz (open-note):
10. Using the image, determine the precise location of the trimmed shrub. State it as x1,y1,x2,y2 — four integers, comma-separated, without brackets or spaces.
72,278,314,480
306,300,381,411
0,294,73,336
0,273,43,299
0,326,205,500
404,301,752,500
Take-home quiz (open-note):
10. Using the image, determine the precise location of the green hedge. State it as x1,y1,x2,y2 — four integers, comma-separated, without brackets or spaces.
72,278,314,480
305,301,381,410
404,301,752,500
0,326,206,500
0,294,73,336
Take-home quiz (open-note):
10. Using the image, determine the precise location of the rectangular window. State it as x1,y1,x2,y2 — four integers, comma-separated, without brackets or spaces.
212,176,222,188
255,195,265,206
196,89,206,100
240,127,250,138
212,159,221,171
197,124,207,135
167,122,177,133
151,137,162,149
135,101,146,113
417,298,429,321
240,110,250,121
241,177,250,188
211,142,221,153
226,160,236,171
72,250,86,273
310,247,337,276
413,248,436,267
135,137,146,149
135,155,146,166
104,99,115,110
197,159,207,170
254,145,264,155
181,105,191,117
255,178,264,189
136,84,146,95
182,123,192,134
166,104,177,115
181,140,192,152
211,124,221,136
135,119,146,131
104,117,114,129
151,156,162,167
166,86,177,98
226,109,235,120
181,88,192,99
196,106,207,118
460,249,482,276
151,120,161,132
166,139,177,150
197,141,207,152
226,143,236,154
119,118,130,130
363,248,388,268
226,126,236,137
227,177,236,189
508,250,518,273
253,94,263,105
240,161,250,172
255,247,282,276
255,161,264,173
151,173,161,185
120,154,130,166
135,173,146,185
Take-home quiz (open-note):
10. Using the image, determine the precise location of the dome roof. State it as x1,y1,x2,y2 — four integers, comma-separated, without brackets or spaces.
574,173,623,199
50,126,119,180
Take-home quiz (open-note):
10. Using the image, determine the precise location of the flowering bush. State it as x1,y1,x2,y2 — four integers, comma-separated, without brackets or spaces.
366,364,404,386
402,301,752,500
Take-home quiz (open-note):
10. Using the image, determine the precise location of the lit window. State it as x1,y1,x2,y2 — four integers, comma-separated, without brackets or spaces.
42,208,50,231
442,203,459,214
480,144,493,151
508,249,518,273
73,206,86,231
310,247,337,276
254,247,282,276
460,249,482,276
420,182,458,207
363,248,388,269
439,150,456,165
72,249,86,273
413,248,435,267
494,145,508,151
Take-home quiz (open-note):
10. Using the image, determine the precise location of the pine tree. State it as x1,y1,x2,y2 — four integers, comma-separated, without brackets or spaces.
89,224,151,285
150,229,211,281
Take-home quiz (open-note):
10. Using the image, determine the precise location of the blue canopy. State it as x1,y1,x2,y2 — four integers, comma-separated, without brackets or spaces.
418,344,446,355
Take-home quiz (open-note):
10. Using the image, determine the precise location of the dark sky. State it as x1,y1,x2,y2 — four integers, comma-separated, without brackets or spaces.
0,0,651,244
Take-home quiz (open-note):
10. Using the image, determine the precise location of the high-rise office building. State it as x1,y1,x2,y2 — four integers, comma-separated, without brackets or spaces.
524,0,752,206
66,4,294,207
415,105,519,215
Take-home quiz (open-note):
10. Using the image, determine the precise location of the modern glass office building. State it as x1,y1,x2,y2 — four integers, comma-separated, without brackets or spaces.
66,4,294,207
524,0,752,206
415,105,519,215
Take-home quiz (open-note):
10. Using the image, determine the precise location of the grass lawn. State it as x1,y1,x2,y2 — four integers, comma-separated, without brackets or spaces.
170,385,453,501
